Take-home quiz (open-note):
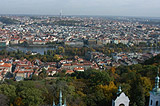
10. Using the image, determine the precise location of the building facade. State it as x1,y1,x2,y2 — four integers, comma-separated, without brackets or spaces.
112,86,130,106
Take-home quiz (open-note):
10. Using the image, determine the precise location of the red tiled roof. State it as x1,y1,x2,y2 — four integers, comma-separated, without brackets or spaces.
0,63,12,67
63,64,71,66
66,70,74,74
15,71,34,73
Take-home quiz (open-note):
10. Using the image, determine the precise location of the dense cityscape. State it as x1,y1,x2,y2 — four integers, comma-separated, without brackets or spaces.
0,16,160,47
0,15,160,76
0,15,160,106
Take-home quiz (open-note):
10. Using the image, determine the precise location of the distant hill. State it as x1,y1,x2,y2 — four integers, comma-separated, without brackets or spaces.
0,17,19,24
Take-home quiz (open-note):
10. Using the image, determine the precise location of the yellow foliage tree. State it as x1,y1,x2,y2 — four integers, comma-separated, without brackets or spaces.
111,67,116,74
96,81,117,102
140,77,152,96
14,97,24,106
53,54,61,61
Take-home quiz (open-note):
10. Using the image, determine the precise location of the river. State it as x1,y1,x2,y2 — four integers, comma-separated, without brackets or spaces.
0,46,55,55
0,46,160,55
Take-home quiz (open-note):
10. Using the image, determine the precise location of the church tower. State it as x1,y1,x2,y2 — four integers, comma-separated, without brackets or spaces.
149,70,160,106
112,86,130,106
53,90,67,106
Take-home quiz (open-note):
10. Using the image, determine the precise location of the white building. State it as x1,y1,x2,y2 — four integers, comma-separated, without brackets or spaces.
112,86,130,106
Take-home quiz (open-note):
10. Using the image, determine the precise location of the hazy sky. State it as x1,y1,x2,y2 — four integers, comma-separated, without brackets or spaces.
0,0,160,17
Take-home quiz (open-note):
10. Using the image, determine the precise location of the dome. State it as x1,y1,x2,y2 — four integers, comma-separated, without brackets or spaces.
118,86,122,93
152,88,160,94
156,76,160,81
117,86,122,95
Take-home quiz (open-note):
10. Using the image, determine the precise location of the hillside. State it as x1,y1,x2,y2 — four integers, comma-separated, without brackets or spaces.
0,17,19,24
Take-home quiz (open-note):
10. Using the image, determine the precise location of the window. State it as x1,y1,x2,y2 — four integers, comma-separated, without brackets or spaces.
150,100,152,105
119,104,125,106
156,101,158,106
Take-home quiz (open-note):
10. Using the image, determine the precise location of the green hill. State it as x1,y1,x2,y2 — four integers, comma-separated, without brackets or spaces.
0,17,19,24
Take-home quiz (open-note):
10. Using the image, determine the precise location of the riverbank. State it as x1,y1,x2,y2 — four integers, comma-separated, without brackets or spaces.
0,45,160,56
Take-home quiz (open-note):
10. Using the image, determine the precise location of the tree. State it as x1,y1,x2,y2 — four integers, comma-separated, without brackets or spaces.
111,67,116,74
53,54,61,62
41,56,47,62
44,51,46,55
0,84,16,103
38,68,48,79
31,75,39,81
140,77,152,97
18,88,43,106
57,46,64,54
96,81,117,105
48,80,77,106
130,75,145,106
0,94,9,106
89,70,113,85
14,97,24,106
73,69,113,85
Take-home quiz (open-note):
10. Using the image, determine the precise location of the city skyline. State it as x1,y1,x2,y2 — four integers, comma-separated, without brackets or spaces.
0,0,160,17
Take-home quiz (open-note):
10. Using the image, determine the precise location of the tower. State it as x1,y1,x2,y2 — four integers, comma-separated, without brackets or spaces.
53,90,67,106
59,90,62,106
60,10,62,18
149,69,160,106
112,86,130,106
117,86,122,95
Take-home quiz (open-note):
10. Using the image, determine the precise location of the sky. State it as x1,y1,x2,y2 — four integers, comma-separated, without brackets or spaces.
0,0,160,17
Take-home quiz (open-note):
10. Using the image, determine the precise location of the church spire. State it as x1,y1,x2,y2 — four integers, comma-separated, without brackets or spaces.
53,99,55,106
64,98,67,106
59,90,62,106
117,86,122,95
155,68,160,89
52,90,67,106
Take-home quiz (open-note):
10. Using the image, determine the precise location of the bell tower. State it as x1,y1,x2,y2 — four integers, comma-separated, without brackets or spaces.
149,69,160,106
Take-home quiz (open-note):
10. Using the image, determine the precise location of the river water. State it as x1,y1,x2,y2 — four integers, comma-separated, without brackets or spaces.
0,46,160,55
0,46,55,55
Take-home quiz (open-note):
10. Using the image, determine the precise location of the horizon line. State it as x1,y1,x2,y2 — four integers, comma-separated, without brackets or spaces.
0,13,160,19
